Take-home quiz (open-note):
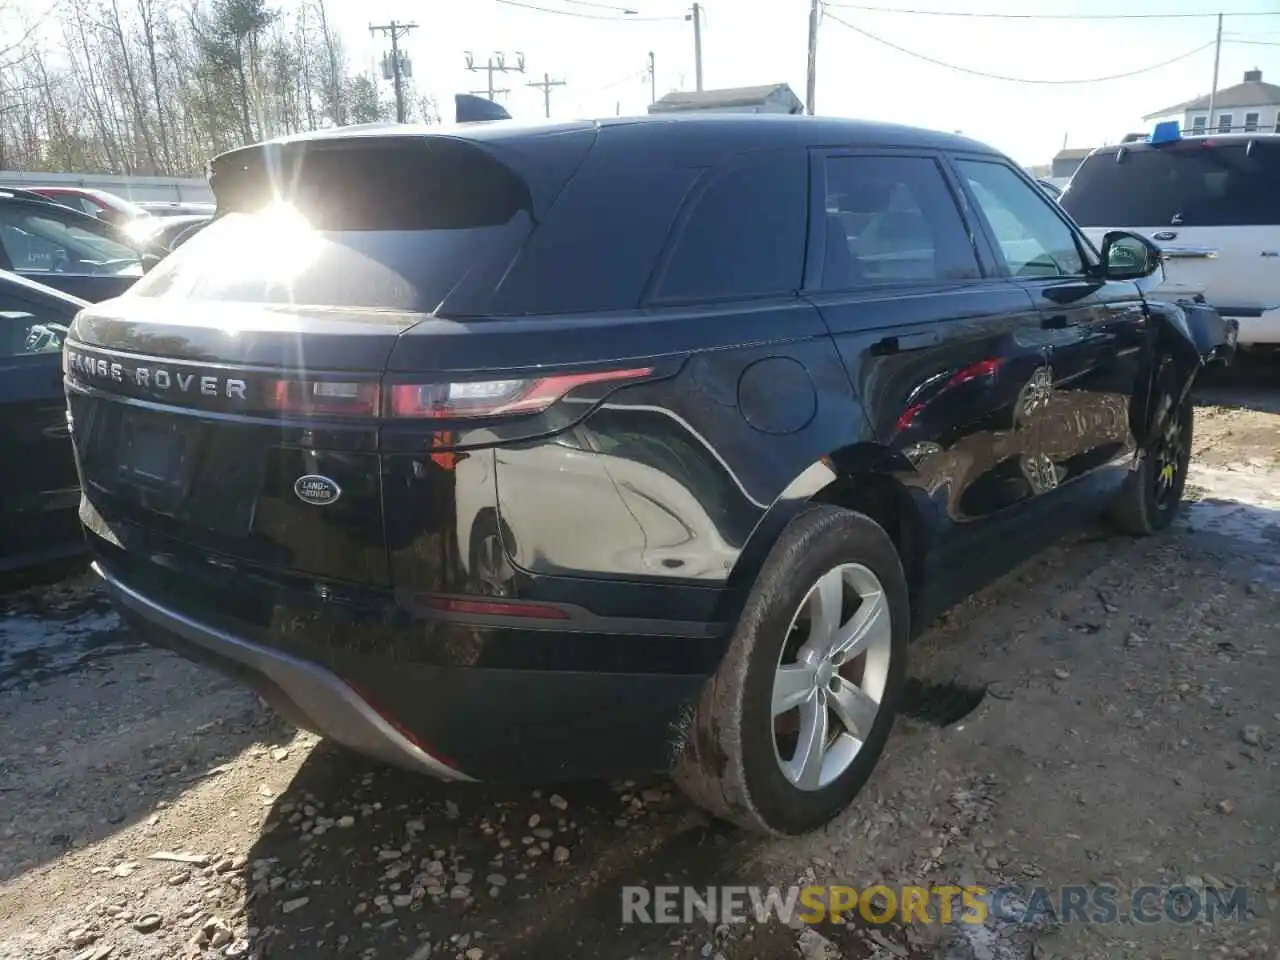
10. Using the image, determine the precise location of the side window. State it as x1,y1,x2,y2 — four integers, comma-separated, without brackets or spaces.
0,297,67,358
819,155,981,291
956,160,1085,279
655,151,806,302
0,205,140,275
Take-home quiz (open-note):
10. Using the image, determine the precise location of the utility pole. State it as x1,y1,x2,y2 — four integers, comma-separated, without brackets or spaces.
1207,12,1223,129
527,72,566,118
648,51,656,105
465,50,526,101
805,0,820,115
690,3,703,91
369,20,417,123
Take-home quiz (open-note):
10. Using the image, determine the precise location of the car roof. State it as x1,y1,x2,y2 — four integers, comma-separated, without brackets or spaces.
0,268,91,309
213,113,1004,162
1086,130,1280,160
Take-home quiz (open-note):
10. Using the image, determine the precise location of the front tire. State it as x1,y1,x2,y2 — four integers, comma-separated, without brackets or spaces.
673,505,909,835
1108,358,1194,536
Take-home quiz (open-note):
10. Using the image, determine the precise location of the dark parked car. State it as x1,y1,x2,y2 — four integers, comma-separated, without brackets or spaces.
1,270,86,571
0,190,147,301
128,214,212,255
65,115,1234,835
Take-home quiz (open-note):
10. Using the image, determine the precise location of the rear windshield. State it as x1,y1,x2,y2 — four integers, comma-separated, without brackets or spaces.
1062,140,1280,228
127,139,533,313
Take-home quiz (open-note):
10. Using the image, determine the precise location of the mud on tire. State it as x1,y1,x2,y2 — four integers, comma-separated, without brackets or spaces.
673,505,910,836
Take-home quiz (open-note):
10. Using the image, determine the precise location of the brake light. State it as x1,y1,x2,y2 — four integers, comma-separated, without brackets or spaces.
264,378,380,416
386,367,654,419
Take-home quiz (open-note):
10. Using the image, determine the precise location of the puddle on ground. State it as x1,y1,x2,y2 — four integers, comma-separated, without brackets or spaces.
0,592,135,691
1182,464,1280,587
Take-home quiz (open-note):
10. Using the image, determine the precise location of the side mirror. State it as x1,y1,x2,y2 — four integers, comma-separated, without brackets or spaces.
140,252,162,274
1101,230,1162,281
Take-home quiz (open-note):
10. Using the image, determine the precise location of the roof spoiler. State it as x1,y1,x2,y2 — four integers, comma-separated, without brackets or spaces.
455,94,512,124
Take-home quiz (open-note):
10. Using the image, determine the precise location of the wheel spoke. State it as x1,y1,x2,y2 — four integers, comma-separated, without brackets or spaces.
830,590,889,662
805,569,844,653
773,663,817,717
784,694,828,789
829,679,880,739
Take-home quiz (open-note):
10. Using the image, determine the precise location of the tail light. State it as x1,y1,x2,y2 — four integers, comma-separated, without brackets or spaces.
385,367,655,420
264,378,380,416
256,366,654,422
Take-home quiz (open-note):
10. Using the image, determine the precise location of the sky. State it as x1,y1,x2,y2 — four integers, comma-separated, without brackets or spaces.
8,0,1280,167
329,0,1279,166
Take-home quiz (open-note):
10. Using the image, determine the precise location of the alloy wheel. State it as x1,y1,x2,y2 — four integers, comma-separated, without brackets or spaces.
1153,395,1190,509
771,563,894,791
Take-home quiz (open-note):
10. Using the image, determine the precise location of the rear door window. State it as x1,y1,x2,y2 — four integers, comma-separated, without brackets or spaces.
130,140,536,314
1062,141,1280,227
818,154,981,290
653,150,807,302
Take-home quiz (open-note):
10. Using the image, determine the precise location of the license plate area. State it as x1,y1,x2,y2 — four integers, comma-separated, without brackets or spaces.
118,413,189,514
82,404,262,538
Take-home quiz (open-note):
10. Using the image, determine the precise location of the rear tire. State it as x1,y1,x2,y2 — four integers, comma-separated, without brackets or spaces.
673,505,909,836
1108,357,1194,536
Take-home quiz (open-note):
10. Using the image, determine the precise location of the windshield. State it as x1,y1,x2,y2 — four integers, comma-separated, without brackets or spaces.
1062,141,1280,227
129,139,534,313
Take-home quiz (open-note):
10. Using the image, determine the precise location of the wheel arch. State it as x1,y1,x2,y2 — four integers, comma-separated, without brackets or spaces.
720,442,928,630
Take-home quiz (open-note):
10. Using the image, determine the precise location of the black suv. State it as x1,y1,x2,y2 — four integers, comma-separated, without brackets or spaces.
66,116,1232,835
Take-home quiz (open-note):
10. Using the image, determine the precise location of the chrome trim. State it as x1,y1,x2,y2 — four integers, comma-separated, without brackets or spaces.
1159,246,1218,260
93,562,475,782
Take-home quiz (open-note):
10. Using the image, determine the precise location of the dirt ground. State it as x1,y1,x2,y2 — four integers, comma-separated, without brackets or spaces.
2,367,1278,960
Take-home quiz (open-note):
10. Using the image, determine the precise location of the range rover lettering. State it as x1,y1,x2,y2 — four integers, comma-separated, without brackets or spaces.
67,115,1234,835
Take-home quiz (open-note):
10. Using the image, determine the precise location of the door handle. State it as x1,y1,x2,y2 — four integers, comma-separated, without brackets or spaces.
1040,314,1078,330
871,329,942,355
1160,246,1218,260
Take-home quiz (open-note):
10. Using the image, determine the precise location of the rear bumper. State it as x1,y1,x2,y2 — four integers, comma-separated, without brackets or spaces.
97,562,472,781
93,555,715,782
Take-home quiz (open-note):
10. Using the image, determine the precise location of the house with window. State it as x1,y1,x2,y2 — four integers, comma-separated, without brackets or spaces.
1144,69,1280,135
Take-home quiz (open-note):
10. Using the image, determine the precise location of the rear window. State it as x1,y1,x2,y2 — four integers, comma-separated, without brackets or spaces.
128,140,534,313
1062,141,1280,228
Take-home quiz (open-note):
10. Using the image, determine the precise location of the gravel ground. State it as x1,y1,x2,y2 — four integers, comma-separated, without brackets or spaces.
1,370,1278,960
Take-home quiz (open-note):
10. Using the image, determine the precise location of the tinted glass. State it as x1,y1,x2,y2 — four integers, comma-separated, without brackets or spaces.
820,155,981,290
1061,141,1280,228
0,297,67,357
130,141,534,313
0,205,142,276
656,151,806,301
957,160,1085,278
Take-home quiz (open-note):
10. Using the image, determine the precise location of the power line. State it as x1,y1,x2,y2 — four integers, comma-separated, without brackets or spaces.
1227,37,1280,46
822,3,1280,20
823,12,1216,84
493,0,685,20
559,0,647,10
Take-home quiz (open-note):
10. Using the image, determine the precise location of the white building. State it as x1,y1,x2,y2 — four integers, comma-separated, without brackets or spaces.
648,84,804,116
1144,69,1280,135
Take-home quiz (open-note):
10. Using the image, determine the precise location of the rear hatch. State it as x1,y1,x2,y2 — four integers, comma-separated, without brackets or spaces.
65,130,591,588
1062,137,1280,315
